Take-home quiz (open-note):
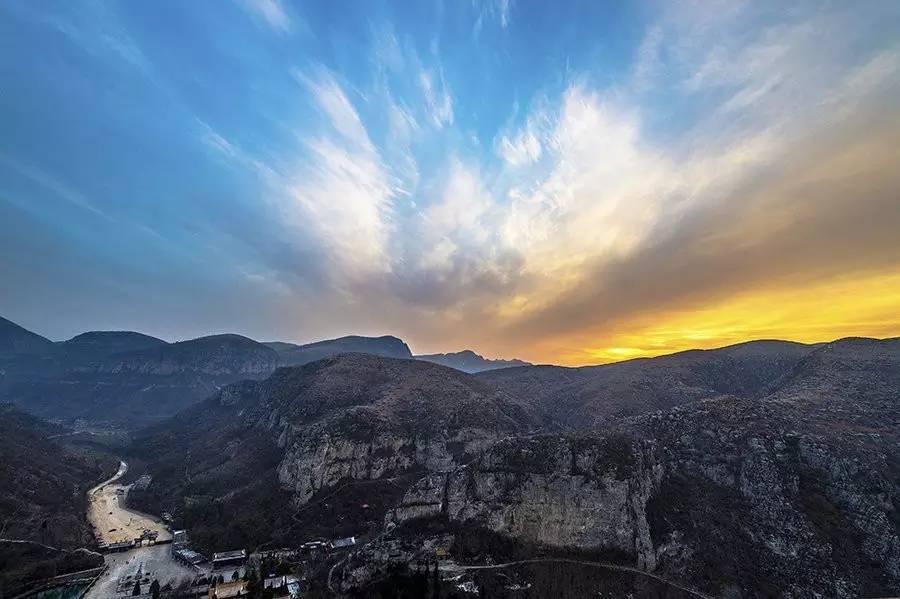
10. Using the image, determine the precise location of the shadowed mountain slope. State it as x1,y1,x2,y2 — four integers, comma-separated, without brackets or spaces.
58,330,167,364
266,335,413,367
389,338,900,597
134,337,900,597
130,354,535,552
415,349,530,373
4,331,278,427
0,404,115,595
478,339,819,430
0,316,55,356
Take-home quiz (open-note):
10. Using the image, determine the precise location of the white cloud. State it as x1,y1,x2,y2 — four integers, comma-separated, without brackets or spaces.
497,0,513,28
299,71,373,151
289,137,394,278
419,69,454,128
0,154,111,220
287,72,396,281
239,0,291,32
497,129,542,167
473,0,514,32
499,86,672,282
195,119,280,186
421,161,494,255
190,3,900,358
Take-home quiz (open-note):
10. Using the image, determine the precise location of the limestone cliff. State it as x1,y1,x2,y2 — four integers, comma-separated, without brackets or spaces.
135,338,900,598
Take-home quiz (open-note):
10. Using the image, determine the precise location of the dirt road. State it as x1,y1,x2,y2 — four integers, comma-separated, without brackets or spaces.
87,461,171,546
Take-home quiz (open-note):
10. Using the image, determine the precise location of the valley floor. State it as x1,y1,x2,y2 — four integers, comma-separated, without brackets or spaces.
87,461,172,546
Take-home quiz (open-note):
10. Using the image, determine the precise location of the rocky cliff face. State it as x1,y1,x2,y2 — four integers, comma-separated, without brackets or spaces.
276,428,501,504
384,339,900,597
223,355,534,503
389,399,900,597
135,337,900,598
391,435,662,568
133,355,537,549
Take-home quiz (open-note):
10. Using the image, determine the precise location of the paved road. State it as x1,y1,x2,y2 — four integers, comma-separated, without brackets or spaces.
89,460,127,495
449,558,716,599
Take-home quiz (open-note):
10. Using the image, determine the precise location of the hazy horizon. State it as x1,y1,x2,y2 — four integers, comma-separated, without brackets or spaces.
2,0,899,366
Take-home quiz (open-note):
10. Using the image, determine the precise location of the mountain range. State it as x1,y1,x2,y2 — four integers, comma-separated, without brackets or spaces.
0,316,528,427
124,336,900,598
415,349,530,373
3,312,899,597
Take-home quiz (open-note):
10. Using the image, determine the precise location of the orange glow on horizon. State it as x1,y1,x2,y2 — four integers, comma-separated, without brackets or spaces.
548,270,900,366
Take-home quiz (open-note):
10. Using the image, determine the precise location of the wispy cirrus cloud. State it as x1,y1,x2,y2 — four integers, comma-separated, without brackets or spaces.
497,128,542,167
473,0,514,35
238,0,291,32
288,70,397,281
419,68,454,129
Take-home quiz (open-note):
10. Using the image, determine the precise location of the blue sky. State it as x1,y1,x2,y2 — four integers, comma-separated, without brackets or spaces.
2,0,899,363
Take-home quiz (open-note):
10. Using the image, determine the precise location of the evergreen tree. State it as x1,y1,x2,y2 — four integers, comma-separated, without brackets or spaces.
150,579,161,599
132,580,141,596
246,566,260,597
431,560,441,599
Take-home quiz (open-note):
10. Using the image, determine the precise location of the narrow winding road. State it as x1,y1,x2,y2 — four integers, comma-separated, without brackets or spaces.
451,558,716,599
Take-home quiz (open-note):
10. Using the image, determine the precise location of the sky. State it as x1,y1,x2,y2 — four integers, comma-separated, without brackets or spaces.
1,0,899,365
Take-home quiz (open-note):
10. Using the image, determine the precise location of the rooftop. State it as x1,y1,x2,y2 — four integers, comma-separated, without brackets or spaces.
208,581,247,599
174,548,206,565
212,549,247,561
330,536,356,549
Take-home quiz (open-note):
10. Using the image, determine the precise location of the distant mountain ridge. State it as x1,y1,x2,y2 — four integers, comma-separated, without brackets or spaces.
4,312,900,595
414,349,530,373
0,312,883,435
0,315,55,356
0,316,473,426
477,338,820,430
265,334,413,366
90,333,277,376
59,330,167,362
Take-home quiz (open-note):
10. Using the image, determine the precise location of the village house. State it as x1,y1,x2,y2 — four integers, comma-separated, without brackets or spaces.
208,580,247,599
212,549,247,569
329,536,356,550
